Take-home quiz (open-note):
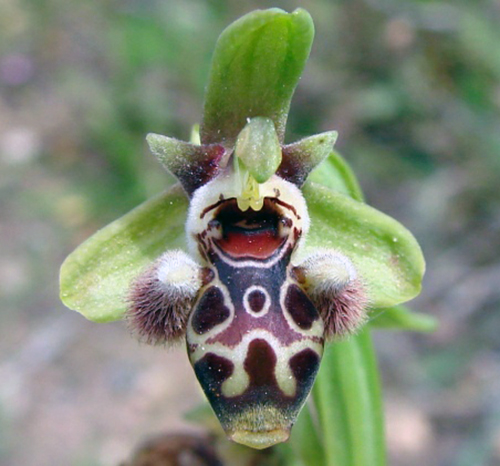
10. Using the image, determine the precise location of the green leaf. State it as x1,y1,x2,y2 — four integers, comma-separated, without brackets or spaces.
200,8,314,146
60,185,189,322
369,305,438,332
302,182,425,309
313,330,386,466
286,403,326,466
234,117,282,183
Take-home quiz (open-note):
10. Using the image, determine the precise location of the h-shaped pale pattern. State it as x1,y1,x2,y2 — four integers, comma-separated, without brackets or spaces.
127,124,367,450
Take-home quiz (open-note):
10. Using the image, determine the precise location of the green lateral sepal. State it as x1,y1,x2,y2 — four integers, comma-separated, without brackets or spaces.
302,182,425,309
60,185,189,322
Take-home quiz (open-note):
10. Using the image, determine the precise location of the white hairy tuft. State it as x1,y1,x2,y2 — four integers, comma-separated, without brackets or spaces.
127,250,203,345
299,249,357,293
296,249,368,339
156,250,202,295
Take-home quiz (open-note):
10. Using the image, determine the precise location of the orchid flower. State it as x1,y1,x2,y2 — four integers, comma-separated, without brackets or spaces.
60,8,429,456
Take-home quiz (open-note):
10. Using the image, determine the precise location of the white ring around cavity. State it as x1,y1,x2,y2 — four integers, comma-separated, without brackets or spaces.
243,286,271,317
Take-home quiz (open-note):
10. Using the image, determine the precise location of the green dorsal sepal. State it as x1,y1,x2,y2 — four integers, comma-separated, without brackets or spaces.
147,133,227,195
201,8,314,147
234,117,282,184
278,131,338,187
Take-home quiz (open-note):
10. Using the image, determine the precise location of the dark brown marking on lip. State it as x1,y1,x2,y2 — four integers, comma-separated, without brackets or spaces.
244,339,278,388
200,198,228,219
191,286,230,334
289,348,321,386
196,241,208,262
285,284,320,330
247,289,266,313
194,353,234,392
200,267,215,286
268,197,301,220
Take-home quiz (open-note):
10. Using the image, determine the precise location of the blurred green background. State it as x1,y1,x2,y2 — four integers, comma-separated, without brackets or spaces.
1,0,499,465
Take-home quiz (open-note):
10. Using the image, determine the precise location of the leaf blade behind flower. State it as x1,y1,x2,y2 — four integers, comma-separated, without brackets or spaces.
369,305,438,332
313,330,386,466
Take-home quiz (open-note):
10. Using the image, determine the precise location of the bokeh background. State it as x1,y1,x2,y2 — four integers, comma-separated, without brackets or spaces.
1,0,500,465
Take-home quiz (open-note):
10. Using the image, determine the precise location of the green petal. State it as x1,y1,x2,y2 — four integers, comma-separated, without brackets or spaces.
369,305,438,332
60,185,189,322
147,133,203,177
280,132,338,187
302,182,425,308
234,117,282,183
146,133,227,195
200,8,314,146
